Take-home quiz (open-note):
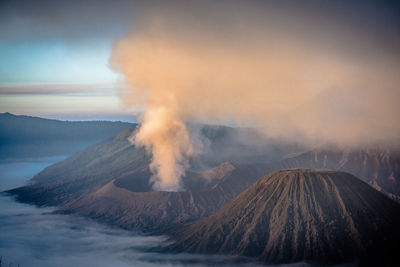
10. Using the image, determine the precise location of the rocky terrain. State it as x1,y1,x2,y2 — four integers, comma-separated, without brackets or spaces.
170,169,400,265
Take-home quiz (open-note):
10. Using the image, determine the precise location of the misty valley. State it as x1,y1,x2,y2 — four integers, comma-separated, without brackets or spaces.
1,113,400,266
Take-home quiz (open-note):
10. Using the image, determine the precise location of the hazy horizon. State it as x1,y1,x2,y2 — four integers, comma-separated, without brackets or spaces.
1,111,138,123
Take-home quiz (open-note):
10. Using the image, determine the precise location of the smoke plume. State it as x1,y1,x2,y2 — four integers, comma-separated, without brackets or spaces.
110,2,400,191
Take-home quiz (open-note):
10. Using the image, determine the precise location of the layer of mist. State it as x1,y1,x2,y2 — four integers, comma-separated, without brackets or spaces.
0,156,66,191
0,158,266,267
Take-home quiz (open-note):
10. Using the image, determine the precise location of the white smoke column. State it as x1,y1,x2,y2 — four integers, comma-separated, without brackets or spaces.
134,106,193,191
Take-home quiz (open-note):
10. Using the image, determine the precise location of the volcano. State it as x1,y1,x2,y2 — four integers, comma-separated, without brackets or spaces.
170,169,400,264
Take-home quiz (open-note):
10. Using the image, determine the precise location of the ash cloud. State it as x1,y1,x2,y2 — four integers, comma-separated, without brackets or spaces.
110,1,400,191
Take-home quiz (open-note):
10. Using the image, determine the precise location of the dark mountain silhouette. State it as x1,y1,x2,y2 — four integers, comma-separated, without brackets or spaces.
170,169,400,265
0,112,135,158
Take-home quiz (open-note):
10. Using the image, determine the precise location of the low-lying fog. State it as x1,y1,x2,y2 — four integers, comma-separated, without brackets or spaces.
1,195,265,267
0,156,66,191
0,157,267,266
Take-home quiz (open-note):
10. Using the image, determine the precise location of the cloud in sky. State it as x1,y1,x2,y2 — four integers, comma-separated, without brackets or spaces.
0,83,116,96
0,82,128,116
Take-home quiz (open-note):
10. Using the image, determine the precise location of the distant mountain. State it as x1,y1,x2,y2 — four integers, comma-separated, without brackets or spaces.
170,169,400,265
0,112,135,158
280,149,400,202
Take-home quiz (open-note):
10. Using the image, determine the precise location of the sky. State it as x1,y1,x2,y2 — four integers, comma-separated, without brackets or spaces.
0,0,399,122
0,0,138,120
